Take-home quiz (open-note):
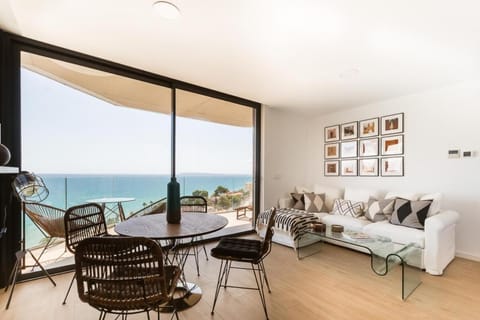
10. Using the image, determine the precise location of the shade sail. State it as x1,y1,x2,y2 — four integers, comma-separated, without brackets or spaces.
21,52,253,127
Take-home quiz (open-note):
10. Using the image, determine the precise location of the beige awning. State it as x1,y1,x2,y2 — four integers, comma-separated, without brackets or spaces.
21,52,253,127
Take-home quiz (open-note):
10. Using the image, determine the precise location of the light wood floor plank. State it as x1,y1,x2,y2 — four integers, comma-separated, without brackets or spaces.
1,241,479,319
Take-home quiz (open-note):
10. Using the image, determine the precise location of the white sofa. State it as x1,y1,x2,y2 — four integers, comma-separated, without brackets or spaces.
273,184,460,276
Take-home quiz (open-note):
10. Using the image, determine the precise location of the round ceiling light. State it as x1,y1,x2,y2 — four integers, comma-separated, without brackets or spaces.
153,1,181,19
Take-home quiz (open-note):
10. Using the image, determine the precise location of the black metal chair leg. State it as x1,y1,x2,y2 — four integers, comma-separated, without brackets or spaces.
193,241,200,276
260,261,272,293
27,249,56,287
211,259,228,315
251,263,269,320
62,272,76,304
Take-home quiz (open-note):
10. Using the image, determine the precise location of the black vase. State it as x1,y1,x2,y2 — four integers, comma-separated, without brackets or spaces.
166,177,181,224
0,144,11,166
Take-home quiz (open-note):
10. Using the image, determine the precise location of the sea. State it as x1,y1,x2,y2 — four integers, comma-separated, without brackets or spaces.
26,173,252,247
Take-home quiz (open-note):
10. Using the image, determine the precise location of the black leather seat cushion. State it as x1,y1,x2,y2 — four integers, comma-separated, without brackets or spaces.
211,238,262,260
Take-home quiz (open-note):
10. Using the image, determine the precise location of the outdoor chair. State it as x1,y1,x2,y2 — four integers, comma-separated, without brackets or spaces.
62,203,108,305
74,236,181,320
210,207,277,320
180,195,208,276
24,203,66,262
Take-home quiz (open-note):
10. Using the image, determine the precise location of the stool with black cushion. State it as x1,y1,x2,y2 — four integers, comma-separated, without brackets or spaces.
210,207,276,320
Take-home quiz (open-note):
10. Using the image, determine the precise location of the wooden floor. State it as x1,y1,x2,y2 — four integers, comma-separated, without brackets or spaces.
1,239,479,320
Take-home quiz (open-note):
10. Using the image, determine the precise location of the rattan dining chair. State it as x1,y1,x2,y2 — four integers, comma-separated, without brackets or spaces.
62,203,108,305
24,203,66,262
210,207,277,320
180,195,208,276
74,236,181,320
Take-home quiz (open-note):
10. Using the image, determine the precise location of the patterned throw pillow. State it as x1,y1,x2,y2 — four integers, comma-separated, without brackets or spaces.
365,198,395,222
390,199,432,229
331,199,364,217
290,193,305,210
304,193,327,212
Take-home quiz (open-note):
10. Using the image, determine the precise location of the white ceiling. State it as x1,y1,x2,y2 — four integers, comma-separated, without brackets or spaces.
1,0,480,115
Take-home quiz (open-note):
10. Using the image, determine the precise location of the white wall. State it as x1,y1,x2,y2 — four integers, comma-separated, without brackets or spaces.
262,81,480,260
261,106,310,211
304,81,480,260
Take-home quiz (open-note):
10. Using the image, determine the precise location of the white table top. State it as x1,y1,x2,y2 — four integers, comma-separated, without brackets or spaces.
86,197,135,204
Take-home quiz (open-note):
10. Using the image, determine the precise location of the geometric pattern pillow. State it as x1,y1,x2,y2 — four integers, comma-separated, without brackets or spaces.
364,198,395,222
304,193,327,213
290,193,305,210
390,199,432,229
331,199,364,218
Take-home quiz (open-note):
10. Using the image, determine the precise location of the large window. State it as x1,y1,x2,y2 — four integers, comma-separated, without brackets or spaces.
19,51,257,274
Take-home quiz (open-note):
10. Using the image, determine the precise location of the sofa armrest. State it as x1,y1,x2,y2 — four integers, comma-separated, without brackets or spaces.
424,210,459,275
278,197,293,209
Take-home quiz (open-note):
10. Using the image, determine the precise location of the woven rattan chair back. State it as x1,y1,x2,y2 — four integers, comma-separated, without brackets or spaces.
24,203,66,238
180,196,207,213
74,236,174,315
64,203,107,254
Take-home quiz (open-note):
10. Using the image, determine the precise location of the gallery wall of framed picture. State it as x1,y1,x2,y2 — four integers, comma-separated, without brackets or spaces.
324,113,404,177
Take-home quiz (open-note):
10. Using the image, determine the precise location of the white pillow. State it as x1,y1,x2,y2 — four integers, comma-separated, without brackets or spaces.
294,186,310,193
344,187,382,205
331,199,364,218
420,193,442,216
313,184,344,212
384,191,420,201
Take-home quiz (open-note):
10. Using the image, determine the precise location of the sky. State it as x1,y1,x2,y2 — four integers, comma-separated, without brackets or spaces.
21,67,253,175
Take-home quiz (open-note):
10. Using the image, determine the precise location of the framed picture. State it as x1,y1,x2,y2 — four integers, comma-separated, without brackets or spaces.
325,143,339,159
359,138,378,157
381,135,403,156
359,117,379,138
359,158,379,176
341,159,357,176
381,157,404,176
325,125,340,142
324,160,339,176
381,113,404,135
341,141,357,158
341,121,357,140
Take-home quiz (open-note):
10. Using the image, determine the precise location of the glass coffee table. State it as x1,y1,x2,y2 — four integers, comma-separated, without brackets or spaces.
299,226,422,300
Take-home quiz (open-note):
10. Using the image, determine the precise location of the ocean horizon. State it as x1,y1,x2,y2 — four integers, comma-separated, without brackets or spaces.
26,173,252,247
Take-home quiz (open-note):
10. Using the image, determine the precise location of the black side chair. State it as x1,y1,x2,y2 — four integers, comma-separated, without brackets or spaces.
210,207,277,320
74,236,181,320
62,203,108,305
180,195,208,276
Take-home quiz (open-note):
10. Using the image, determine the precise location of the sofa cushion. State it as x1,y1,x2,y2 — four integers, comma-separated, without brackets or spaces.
363,221,425,248
290,193,305,210
295,186,310,193
344,187,382,205
304,193,327,213
384,191,420,201
321,214,371,232
390,199,432,230
313,184,344,212
419,193,442,217
332,199,364,218
364,198,395,222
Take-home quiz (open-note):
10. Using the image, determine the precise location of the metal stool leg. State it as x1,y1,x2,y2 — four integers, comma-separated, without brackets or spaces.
211,259,229,315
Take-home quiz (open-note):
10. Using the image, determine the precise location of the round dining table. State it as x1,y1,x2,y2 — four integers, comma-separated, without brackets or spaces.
114,212,228,310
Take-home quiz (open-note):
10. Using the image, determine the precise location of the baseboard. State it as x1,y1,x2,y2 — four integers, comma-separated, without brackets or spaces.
456,251,480,262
